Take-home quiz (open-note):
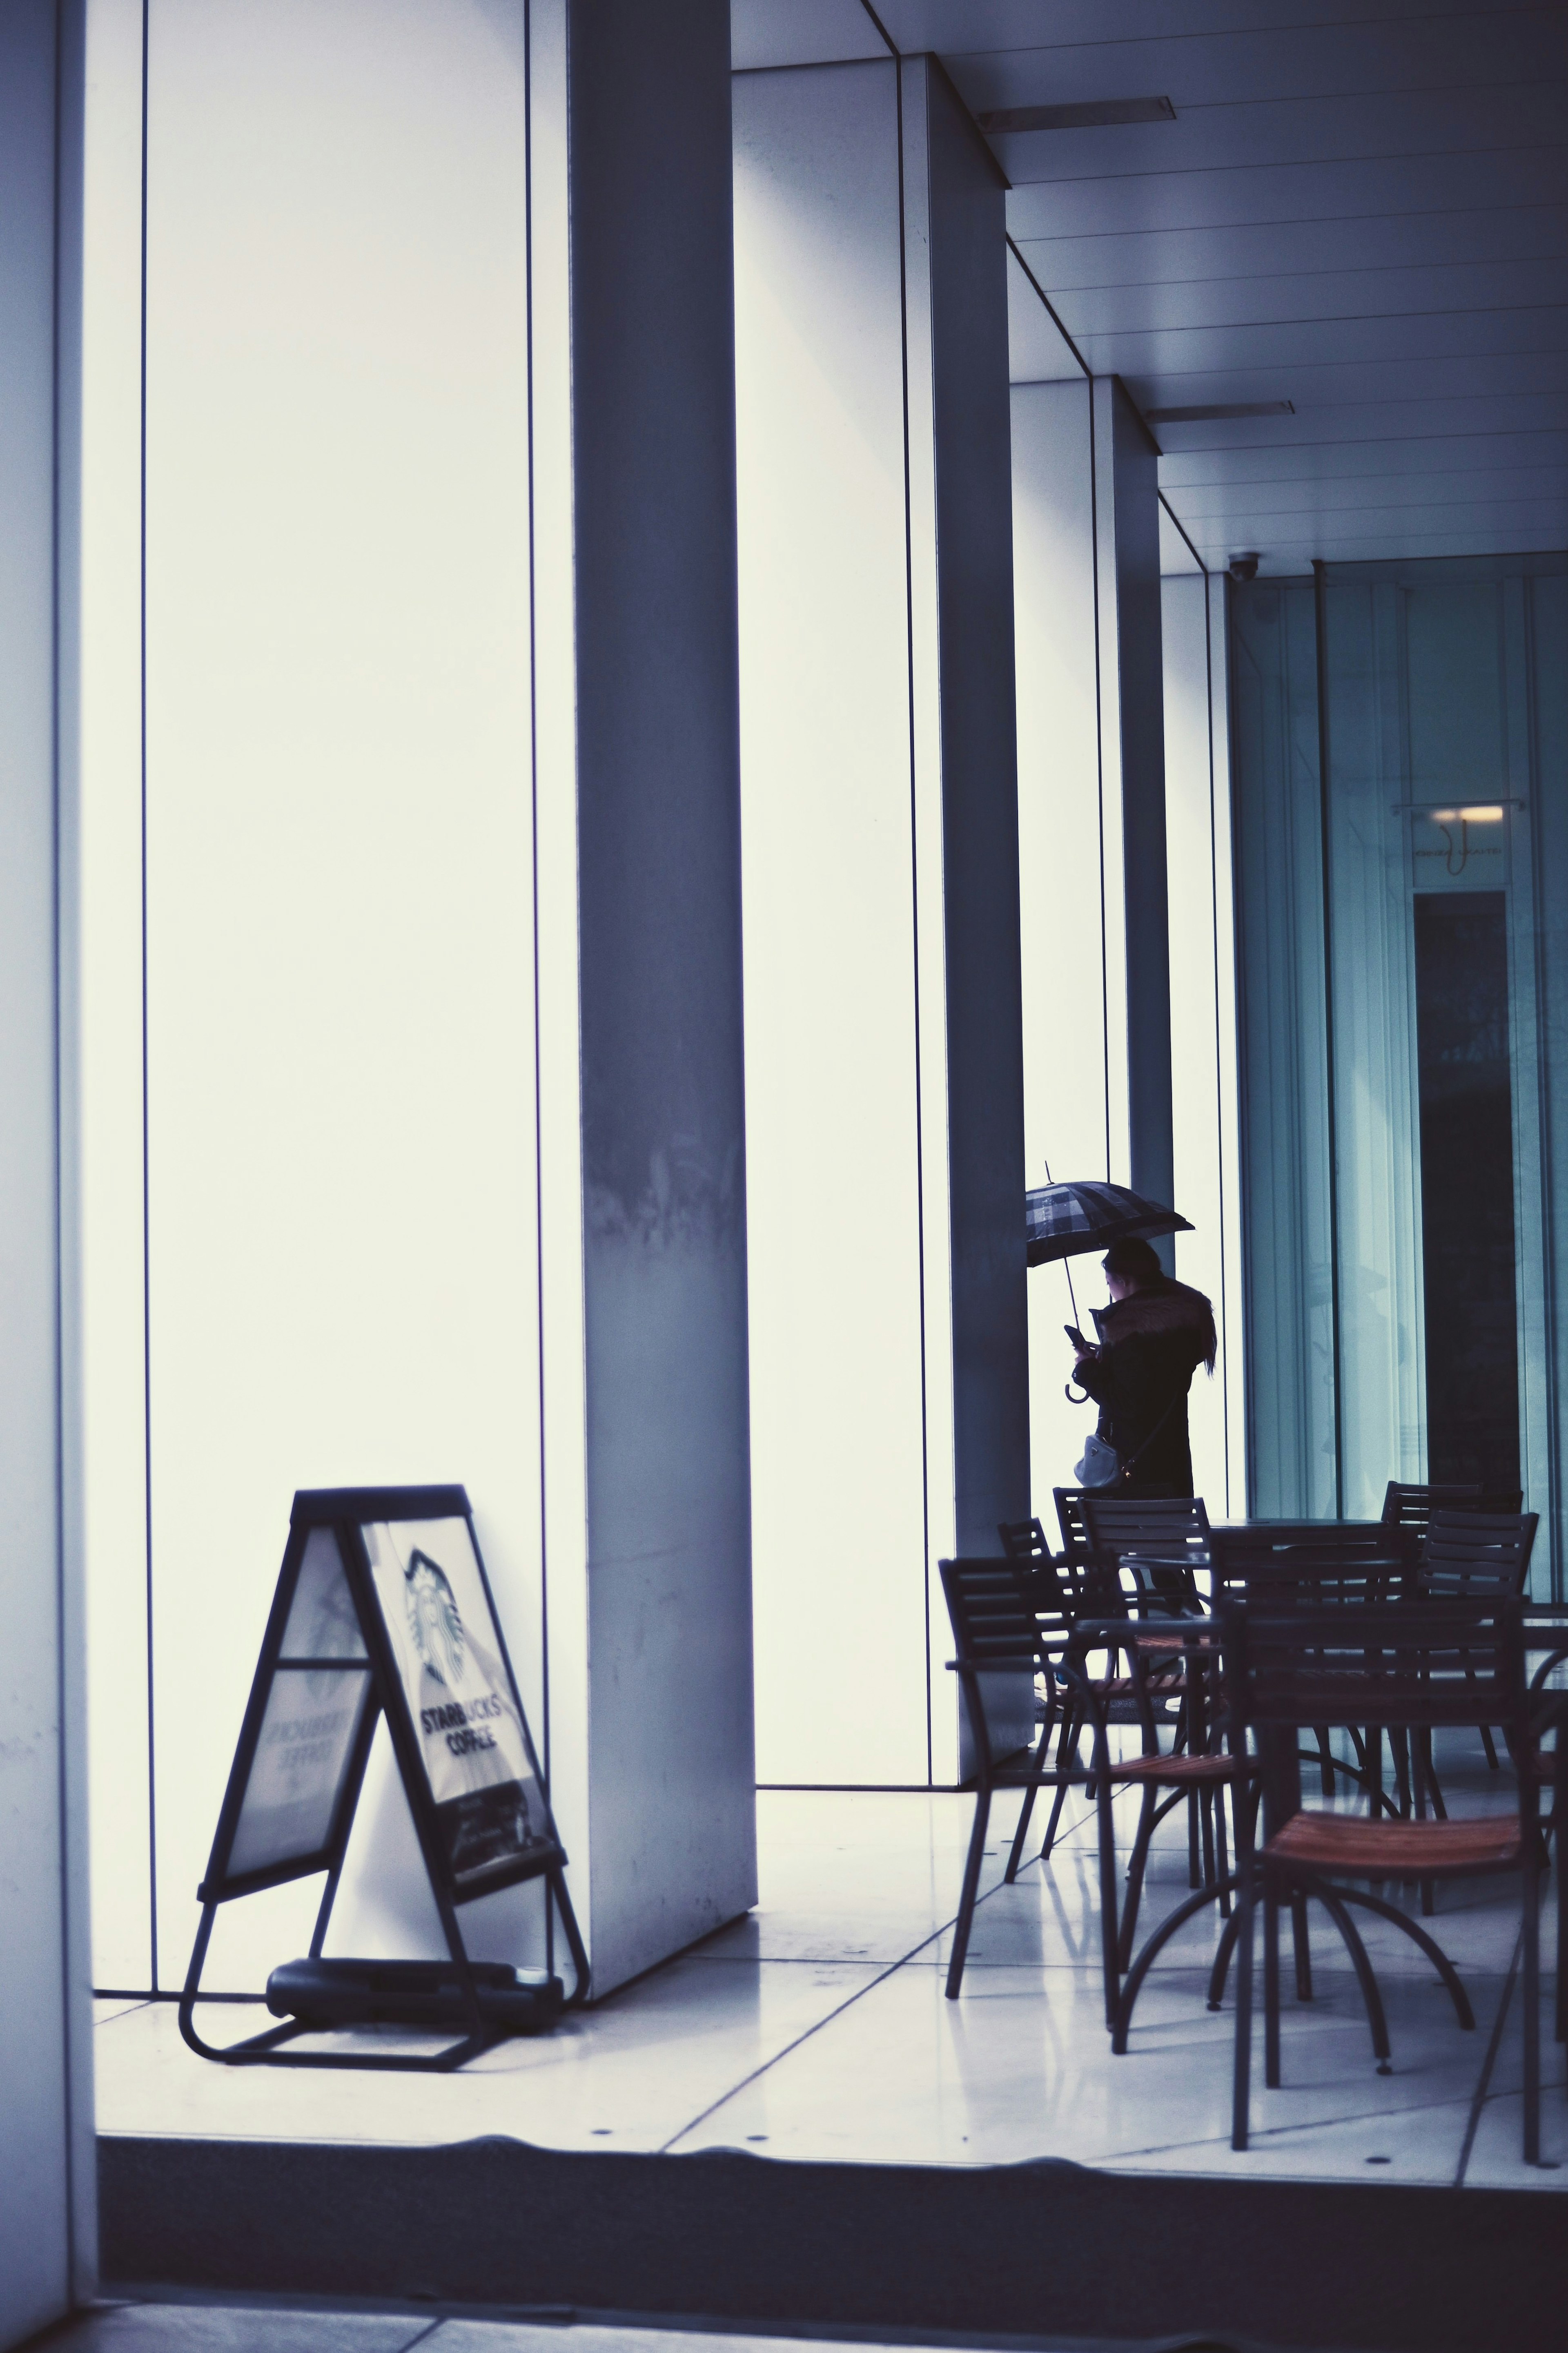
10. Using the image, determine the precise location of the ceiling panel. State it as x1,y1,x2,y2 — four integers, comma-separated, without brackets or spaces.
940,13,1564,109
1170,464,1568,516
1049,261,1568,339
733,0,1568,569
1006,152,1568,243
1076,314,1568,382
1159,430,1568,485
1014,208,1568,292
872,1,1540,52
992,90,1568,190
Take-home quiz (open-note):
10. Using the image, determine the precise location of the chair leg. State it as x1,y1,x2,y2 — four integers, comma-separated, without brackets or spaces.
1040,1709,1081,1859
1523,1858,1540,2163
1094,1753,1123,2029
1479,1722,1501,1772
944,1787,991,2001
1330,1886,1474,2030
1208,1900,1245,2011
1117,1787,1158,1974
1263,1892,1282,2087
1215,1784,1232,1918
1291,1892,1313,2001
1113,1875,1233,2053
1314,1726,1335,1798
1232,1873,1255,2150
1318,1889,1392,2072
1005,1716,1054,1883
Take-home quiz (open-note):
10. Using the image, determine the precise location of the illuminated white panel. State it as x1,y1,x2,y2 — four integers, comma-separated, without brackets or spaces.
141,0,541,1984
733,61,930,1785
1163,571,1230,1512
1011,380,1112,1512
78,0,153,1991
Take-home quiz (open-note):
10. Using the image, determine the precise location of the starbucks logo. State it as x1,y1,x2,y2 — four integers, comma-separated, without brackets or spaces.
404,1550,467,1687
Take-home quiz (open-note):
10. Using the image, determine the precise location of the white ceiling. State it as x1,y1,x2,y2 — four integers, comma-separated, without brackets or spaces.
733,1,1568,575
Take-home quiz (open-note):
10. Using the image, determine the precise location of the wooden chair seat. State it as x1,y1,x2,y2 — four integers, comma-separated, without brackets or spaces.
1116,1751,1252,1786
1266,1808,1523,1875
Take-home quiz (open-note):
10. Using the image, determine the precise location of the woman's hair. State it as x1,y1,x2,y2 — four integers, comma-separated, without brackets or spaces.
1102,1236,1163,1282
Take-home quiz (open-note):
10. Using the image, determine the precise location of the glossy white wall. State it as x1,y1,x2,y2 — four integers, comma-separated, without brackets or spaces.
1011,379,1111,1504
733,60,929,1786
79,0,550,1994
81,0,755,2006
1162,573,1244,1516
734,57,1029,1788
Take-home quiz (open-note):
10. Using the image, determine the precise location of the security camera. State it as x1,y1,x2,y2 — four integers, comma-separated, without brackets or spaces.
1228,552,1260,583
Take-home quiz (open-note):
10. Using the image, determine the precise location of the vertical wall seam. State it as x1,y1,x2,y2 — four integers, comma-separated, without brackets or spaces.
1523,581,1563,1599
1204,575,1232,1513
139,0,157,1991
521,0,553,1976
893,60,933,1789
51,0,76,2282
1312,559,1345,1519
1088,384,1111,1180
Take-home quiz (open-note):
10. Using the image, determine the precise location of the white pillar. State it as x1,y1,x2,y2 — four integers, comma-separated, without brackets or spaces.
734,56,1028,1788
77,0,753,2012
530,0,756,1987
0,1,97,2341
1094,377,1175,1229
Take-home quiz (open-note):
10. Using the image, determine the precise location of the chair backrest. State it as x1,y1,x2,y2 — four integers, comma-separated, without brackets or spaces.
1211,1552,1403,1608
1080,1493,1211,1566
939,1557,1041,1671
1220,1597,1525,1730
1381,1480,1523,1533
1052,1489,1091,1563
1419,1508,1539,1599
998,1517,1052,1566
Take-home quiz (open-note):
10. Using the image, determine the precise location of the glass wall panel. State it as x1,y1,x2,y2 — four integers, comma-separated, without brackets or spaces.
1230,582,1337,1518
1234,556,1568,1589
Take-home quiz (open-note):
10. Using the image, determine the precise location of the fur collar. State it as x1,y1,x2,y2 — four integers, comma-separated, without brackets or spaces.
1091,1278,1216,1369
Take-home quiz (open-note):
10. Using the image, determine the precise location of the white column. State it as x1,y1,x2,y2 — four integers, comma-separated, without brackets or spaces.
1163,570,1245,1515
734,56,1028,1788
1012,377,1110,1506
0,1,98,2341
1094,377,1174,1224
530,0,756,1989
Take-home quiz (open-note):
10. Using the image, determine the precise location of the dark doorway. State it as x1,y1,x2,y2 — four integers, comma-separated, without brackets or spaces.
1412,890,1520,1487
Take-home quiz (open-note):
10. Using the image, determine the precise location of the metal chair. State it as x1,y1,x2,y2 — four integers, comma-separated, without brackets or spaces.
938,1557,1091,1998
1080,1494,1211,1615
1416,1508,1539,1789
1219,1598,1546,2160
1059,1619,1246,2030
1051,1489,1092,1572
1382,1480,1523,1542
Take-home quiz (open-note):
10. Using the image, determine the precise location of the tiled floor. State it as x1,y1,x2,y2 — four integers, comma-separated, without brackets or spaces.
35,2311,983,2353
94,1739,1567,2186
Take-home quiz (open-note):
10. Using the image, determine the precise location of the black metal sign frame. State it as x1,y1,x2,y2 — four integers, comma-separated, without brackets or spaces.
180,1484,588,2071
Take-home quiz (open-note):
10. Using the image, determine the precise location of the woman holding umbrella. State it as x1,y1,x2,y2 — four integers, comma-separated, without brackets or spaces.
1071,1237,1216,1495
1024,1179,1216,1496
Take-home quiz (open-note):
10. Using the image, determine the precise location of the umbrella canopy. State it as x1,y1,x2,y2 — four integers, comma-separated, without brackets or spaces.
1025,1179,1193,1267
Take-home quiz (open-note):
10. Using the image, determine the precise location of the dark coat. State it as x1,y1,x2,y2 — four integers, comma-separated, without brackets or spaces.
1075,1278,1216,1496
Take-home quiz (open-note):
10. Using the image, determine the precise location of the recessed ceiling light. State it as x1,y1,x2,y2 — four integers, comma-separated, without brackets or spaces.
977,96,1175,134
1144,401,1296,424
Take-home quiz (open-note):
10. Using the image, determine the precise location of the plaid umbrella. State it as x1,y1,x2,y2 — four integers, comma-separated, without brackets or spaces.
1025,1179,1192,1267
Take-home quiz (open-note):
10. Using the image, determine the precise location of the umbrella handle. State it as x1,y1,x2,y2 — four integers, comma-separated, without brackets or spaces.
1065,1382,1089,1404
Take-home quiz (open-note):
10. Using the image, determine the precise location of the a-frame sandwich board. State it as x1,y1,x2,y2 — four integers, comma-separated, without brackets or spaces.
180,1483,588,2071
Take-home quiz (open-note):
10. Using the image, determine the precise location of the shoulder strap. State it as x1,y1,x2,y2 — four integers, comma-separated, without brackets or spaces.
1117,1385,1187,1484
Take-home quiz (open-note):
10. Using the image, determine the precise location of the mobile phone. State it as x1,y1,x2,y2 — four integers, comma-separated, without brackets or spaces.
1065,1324,1089,1352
